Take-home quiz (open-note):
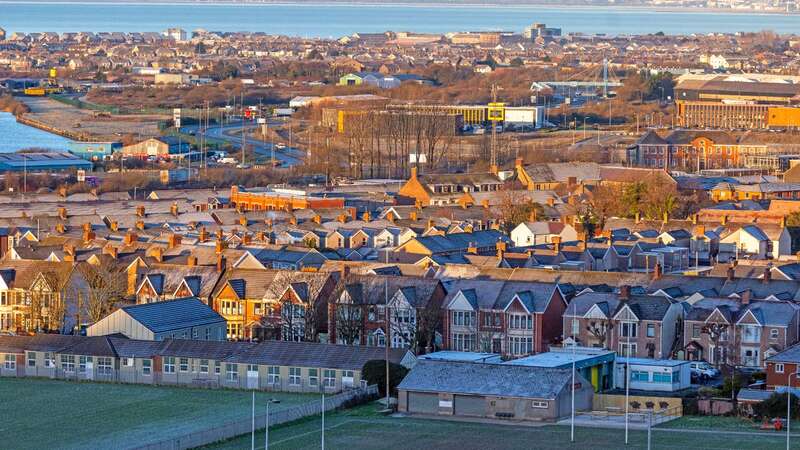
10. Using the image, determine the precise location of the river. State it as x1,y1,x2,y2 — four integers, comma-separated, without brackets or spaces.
0,2,798,35
0,112,70,152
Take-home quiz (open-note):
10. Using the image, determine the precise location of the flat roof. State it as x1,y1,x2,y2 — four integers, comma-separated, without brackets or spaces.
617,357,690,367
419,351,503,363
506,350,614,369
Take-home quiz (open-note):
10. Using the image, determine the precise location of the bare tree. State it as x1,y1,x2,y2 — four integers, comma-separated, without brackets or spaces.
586,319,615,349
75,262,127,323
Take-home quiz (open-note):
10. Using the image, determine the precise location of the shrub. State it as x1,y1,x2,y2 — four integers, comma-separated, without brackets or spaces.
630,401,641,410
752,393,800,420
361,360,409,398
645,401,655,410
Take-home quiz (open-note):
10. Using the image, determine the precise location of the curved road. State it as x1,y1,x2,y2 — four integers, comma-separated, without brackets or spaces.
181,119,304,167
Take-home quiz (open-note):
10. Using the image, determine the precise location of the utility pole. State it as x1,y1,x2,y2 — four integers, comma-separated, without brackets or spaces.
385,278,390,410
241,90,246,168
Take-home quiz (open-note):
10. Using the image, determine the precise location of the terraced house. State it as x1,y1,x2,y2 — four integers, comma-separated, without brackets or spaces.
683,294,800,368
0,260,81,334
441,279,567,357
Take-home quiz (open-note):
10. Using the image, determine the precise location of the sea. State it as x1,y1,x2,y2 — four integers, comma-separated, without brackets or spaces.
0,112,70,152
0,2,798,36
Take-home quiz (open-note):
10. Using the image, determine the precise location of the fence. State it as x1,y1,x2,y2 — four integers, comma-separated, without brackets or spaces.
593,393,684,416
133,384,378,450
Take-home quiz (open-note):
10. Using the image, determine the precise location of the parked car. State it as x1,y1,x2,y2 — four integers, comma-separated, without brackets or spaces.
689,361,720,378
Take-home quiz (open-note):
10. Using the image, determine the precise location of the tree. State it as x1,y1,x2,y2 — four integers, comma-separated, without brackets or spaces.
753,392,800,420
361,359,409,397
75,262,127,323
586,319,614,349
496,190,544,233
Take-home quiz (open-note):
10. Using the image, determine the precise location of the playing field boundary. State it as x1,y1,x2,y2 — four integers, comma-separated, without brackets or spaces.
134,385,378,450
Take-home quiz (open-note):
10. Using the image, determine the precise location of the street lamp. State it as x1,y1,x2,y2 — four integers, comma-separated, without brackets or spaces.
265,398,281,449
788,371,798,450
570,298,578,443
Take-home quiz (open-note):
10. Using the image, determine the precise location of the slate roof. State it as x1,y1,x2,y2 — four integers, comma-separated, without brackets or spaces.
121,297,225,333
765,342,800,364
398,360,574,400
226,340,410,370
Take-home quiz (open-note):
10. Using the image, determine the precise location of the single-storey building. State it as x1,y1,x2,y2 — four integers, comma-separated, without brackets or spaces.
505,347,616,392
614,357,691,392
398,360,593,421
86,297,227,341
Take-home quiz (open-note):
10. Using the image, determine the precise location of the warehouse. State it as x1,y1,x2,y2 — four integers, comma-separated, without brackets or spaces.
398,360,593,421
0,152,93,172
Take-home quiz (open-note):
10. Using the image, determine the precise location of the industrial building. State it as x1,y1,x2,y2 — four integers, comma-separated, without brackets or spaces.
67,141,121,161
674,73,800,130
229,186,346,211
0,152,93,172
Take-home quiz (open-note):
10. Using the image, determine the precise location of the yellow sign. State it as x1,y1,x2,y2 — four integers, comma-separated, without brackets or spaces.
487,102,505,122
49,68,57,79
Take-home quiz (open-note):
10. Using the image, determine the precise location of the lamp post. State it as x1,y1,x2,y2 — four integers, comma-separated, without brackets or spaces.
265,398,280,449
570,298,578,443
788,370,798,450
251,391,255,450
583,117,588,140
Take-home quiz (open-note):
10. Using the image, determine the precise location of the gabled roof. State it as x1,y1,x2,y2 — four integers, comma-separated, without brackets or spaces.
121,297,225,333
398,360,575,400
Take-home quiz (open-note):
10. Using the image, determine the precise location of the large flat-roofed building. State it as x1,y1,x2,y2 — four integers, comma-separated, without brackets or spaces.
229,186,345,211
675,74,800,130
0,152,93,172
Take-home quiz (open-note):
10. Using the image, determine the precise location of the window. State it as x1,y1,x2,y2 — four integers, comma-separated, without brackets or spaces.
631,371,649,382
692,325,701,339
741,325,761,344
508,314,532,330
226,363,238,382
192,329,198,339
308,368,318,386
79,356,91,373
571,319,579,336
199,359,209,374
343,370,354,387
776,363,785,374
205,328,210,341
620,322,638,338
289,367,301,386
97,357,112,375
646,324,655,338
268,366,280,384
619,343,638,357
215,362,221,375
61,355,75,372
179,358,189,372
451,333,476,352
164,356,176,373
531,400,548,409
510,337,533,356
142,359,152,376
652,372,671,383
4,354,15,370
770,329,779,339
122,357,133,367
323,369,336,388
452,310,476,327
672,371,680,383
44,352,55,368
27,351,36,367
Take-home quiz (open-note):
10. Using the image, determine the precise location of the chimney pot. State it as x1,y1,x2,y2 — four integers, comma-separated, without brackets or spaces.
619,285,631,301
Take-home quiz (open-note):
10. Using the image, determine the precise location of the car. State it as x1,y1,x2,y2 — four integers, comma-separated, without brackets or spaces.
689,361,720,378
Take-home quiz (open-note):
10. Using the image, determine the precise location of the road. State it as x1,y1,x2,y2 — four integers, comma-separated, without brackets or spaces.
181,119,304,167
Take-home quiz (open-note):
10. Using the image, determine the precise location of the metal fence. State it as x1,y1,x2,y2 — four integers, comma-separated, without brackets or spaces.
133,384,378,450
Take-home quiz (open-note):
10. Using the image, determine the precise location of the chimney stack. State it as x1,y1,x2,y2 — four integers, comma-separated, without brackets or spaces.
242,233,252,245
619,285,631,301
741,289,751,305
653,262,662,280
187,255,197,267
136,220,145,231
124,231,138,245
239,215,248,227
552,236,562,254
546,197,555,207
198,227,208,243
168,233,181,249
215,238,224,254
312,214,322,225
763,266,772,284
467,242,478,254
103,245,118,260
58,207,68,220
110,221,119,232
83,228,95,243
171,203,179,217
216,254,226,272
427,219,434,230
136,205,146,217
727,265,735,281
150,247,163,263
410,211,418,222
496,240,507,258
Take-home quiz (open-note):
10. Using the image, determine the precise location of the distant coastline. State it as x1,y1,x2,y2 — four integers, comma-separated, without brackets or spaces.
0,0,795,16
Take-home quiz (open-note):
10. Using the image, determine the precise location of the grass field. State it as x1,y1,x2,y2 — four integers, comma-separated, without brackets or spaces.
0,378,314,450
206,403,795,450
662,415,800,431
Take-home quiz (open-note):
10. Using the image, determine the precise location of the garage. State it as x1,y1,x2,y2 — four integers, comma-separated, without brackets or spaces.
408,392,439,414
454,394,485,416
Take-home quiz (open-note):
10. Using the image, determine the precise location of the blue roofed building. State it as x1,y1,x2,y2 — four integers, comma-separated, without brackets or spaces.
67,141,121,161
86,297,226,341
0,152,93,172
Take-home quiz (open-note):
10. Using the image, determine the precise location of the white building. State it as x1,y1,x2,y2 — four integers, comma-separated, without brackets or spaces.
614,358,691,392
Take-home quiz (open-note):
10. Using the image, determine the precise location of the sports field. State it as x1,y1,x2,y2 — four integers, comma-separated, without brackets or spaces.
206,403,795,450
0,378,313,450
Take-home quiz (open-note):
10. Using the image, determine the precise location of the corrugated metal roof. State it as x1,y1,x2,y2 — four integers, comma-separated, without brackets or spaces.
122,297,225,333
